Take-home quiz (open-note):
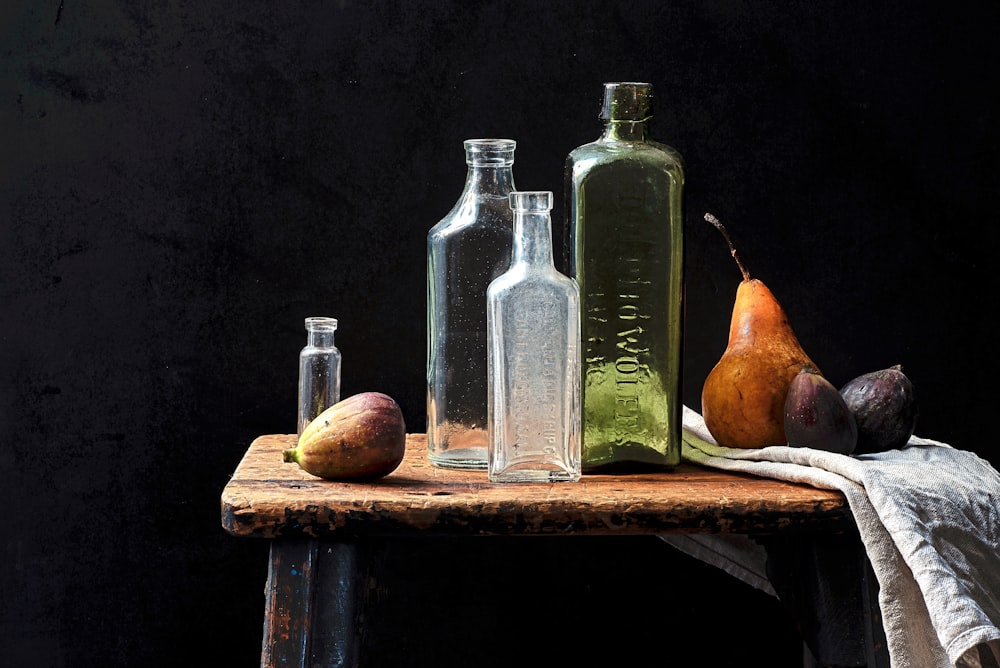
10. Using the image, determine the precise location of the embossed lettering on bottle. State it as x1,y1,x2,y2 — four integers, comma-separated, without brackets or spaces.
613,187,652,442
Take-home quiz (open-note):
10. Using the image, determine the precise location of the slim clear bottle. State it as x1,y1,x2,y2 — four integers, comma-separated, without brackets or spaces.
487,191,581,483
427,139,516,470
297,317,342,436
564,82,684,472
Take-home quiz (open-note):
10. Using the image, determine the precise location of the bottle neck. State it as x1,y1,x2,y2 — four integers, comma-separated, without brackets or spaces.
602,118,650,142
307,330,336,348
305,317,338,348
512,211,554,267
465,162,515,196
463,139,516,197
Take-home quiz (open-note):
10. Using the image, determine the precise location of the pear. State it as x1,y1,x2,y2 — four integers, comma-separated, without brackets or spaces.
701,214,821,448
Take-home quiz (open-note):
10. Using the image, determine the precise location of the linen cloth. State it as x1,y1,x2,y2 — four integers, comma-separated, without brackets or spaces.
679,405,1000,668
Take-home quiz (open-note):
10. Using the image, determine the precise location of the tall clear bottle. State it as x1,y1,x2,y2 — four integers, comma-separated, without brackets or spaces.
297,316,342,436
427,139,516,469
564,82,684,472
487,191,581,483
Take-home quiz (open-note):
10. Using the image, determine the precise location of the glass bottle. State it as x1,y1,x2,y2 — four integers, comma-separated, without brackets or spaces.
297,317,342,436
564,82,685,472
427,139,517,470
487,191,581,483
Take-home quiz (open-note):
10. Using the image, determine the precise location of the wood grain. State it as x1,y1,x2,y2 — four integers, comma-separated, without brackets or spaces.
221,434,852,538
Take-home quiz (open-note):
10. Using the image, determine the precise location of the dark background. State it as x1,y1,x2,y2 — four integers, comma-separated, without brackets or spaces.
3,2,998,666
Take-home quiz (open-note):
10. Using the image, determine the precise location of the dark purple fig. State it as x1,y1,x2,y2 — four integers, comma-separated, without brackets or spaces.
839,364,917,454
784,368,858,454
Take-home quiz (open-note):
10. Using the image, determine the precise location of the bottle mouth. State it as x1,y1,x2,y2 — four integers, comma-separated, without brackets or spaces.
305,317,338,331
465,138,516,165
600,82,653,121
509,191,553,212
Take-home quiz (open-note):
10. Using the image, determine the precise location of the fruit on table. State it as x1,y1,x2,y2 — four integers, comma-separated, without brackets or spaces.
701,213,821,448
840,365,918,453
784,367,858,455
283,391,406,480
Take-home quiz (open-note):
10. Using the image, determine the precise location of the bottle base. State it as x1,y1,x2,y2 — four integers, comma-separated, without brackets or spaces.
581,460,679,474
582,441,681,473
489,469,581,483
429,446,488,471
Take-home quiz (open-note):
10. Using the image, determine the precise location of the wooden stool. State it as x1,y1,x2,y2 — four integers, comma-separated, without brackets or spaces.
221,434,887,667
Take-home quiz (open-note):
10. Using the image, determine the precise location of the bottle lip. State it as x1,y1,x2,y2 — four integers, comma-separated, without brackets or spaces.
509,191,553,211
464,138,516,165
600,82,653,121
305,317,338,331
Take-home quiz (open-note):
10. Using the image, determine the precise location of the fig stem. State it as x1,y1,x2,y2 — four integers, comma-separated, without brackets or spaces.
705,212,751,282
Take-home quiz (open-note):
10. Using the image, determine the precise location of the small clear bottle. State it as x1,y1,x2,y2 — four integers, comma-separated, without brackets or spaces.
487,191,581,483
564,82,685,472
297,317,342,436
427,139,517,470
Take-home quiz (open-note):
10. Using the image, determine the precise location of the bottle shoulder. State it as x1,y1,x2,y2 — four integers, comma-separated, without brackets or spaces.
567,137,684,169
428,198,515,240
489,266,580,298
566,141,685,189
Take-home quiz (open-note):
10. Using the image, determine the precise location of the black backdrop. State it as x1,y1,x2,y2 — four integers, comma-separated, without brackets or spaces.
3,2,999,666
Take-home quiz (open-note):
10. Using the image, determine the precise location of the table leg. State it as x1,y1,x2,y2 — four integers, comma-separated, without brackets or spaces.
662,532,889,667
765,533,889,668
261,538,371,668
860,553,890,668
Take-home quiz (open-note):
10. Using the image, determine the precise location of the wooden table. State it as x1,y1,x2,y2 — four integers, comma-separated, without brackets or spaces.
221,434,887,667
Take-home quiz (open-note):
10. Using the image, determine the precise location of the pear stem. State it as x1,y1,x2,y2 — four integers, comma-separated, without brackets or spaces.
705,213,751,282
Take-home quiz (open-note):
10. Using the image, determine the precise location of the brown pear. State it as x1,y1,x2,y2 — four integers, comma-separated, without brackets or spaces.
701,214,820,448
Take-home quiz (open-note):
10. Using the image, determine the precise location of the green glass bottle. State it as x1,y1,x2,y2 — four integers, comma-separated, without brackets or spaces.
564,82,685,472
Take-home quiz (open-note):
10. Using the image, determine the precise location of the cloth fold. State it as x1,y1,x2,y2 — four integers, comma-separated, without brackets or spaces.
680,405,1000,668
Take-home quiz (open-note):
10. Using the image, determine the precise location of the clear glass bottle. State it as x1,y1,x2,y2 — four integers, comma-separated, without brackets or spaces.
427,139,517,470
564,82,684,472
297,317,342,436
487,191,581,483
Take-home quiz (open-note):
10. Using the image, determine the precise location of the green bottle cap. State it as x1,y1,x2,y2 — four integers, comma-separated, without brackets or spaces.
600,82,653,121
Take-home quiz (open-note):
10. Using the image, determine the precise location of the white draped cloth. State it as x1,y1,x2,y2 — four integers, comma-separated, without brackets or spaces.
680,405,1000,668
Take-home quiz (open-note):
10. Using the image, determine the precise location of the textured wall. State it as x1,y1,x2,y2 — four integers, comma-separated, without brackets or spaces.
3,2,998,665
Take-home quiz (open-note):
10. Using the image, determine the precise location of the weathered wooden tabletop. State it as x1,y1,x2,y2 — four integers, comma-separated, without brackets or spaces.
221,433,852,539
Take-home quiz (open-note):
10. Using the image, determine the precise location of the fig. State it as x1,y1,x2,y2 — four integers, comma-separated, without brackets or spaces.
283,391,406,480
783,367,858,454
839,365,917,454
